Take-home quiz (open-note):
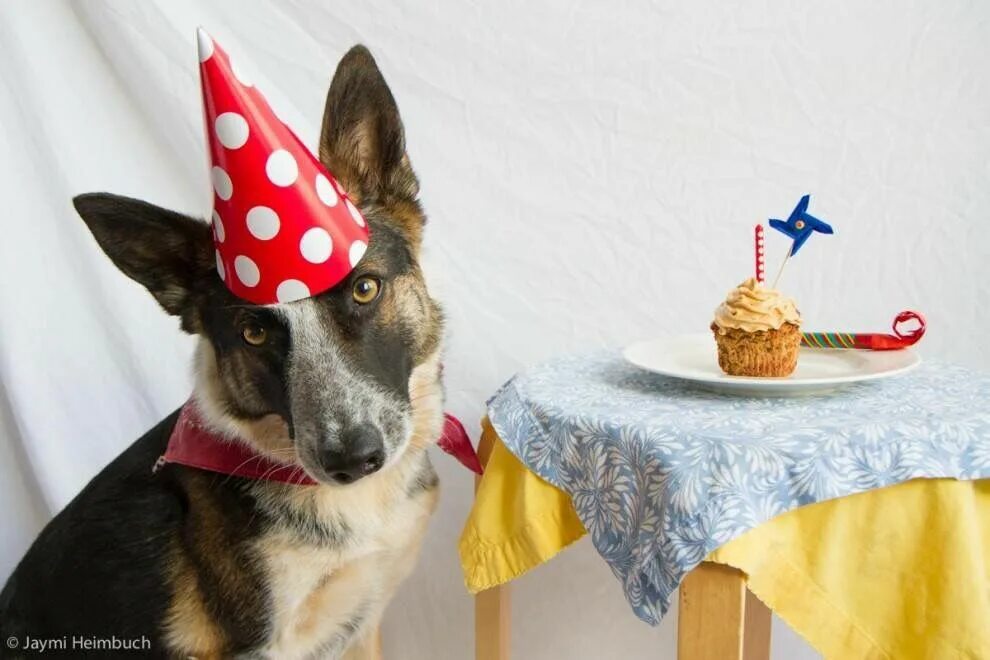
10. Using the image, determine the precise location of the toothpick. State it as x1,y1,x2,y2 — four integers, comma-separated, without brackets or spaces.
771,250,791,289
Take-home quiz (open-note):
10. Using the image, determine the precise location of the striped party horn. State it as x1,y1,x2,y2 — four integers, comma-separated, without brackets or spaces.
802,310,926,351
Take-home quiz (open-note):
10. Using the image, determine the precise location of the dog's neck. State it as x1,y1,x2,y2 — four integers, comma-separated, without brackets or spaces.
166,339,448,548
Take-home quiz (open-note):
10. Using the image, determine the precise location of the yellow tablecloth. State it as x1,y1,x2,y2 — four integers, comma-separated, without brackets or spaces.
459,420,990,659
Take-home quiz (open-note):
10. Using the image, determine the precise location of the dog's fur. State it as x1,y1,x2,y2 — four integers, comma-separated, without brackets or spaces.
0,46,444,659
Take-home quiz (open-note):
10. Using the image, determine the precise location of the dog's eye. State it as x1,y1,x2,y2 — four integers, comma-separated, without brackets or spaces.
241,324,267,346
352,276,381,304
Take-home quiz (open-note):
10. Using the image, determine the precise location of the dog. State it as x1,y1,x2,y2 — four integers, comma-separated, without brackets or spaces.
0,44,444,659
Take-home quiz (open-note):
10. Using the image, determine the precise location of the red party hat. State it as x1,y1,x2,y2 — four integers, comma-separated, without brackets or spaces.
197,28,369,305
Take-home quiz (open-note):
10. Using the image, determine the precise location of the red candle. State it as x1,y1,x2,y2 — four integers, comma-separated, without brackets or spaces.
754,224,766,284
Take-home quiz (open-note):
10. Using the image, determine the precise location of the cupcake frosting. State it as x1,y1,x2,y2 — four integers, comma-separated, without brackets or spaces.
713,278,801,333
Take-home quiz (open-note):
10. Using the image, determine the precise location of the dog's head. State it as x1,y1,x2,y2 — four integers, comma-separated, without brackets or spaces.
74,46,444,486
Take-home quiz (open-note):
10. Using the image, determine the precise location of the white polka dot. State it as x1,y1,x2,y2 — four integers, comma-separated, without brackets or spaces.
212,210,225,243
349,240,367,268
246,206,280,240
234,255,260,287
215,250,225,280
266,150,298,187
315,174,338,207
197,29,214,63
215,112,249,149
276,279,310,303
230,58,252,87
299,227,333,264
211,166,232,201
345,199,366,228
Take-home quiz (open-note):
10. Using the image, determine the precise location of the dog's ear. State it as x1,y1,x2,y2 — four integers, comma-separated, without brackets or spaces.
319,45,419,208
73,193,214,332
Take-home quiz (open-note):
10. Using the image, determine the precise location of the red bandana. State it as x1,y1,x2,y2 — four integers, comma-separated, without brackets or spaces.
157,401,482,484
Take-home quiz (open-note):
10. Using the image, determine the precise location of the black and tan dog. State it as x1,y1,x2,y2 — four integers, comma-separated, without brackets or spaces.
0,45,444,659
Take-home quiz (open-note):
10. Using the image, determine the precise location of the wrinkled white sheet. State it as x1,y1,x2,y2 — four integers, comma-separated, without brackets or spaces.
1,2,987,658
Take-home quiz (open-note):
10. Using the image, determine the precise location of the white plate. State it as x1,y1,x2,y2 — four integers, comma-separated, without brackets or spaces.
623,334,920,396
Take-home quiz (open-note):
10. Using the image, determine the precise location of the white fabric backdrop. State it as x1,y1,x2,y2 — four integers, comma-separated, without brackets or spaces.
2,2,988,658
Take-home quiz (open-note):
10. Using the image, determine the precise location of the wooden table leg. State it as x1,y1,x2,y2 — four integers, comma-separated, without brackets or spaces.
743,588,771,660
476,584,511,660
677,562,771,660
475,421,511,660
373,627,384,659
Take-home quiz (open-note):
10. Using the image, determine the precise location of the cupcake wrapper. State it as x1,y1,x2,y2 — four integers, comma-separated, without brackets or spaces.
711,323,801,377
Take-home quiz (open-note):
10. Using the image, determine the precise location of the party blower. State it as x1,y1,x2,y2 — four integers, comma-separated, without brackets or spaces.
755,195,927,353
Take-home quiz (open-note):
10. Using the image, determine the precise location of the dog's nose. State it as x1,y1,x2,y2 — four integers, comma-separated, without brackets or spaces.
319,424,386,484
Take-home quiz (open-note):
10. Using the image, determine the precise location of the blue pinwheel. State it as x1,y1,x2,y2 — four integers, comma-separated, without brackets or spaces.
769,194,833,255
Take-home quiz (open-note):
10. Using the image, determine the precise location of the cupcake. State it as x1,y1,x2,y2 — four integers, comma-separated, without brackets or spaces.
711,278,801,377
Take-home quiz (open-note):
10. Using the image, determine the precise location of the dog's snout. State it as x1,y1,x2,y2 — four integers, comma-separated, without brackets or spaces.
318,423,386,484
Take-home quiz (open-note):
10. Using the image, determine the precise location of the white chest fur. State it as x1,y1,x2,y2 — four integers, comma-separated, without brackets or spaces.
257,458,438,660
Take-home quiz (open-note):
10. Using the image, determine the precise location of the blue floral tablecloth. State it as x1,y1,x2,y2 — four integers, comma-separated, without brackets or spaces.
486,351,990,625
